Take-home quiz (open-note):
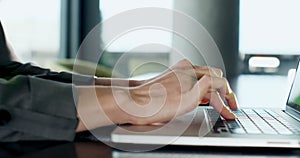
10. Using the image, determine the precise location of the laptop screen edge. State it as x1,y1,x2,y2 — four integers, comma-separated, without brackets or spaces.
286,59,300,117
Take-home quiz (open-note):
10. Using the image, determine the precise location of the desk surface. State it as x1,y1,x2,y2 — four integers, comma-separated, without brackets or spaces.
1,141,300,158
1,75,300,157
232,74,293,109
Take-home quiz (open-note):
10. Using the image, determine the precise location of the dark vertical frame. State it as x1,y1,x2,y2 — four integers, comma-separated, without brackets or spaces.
60,0,80,58
59,0,101,59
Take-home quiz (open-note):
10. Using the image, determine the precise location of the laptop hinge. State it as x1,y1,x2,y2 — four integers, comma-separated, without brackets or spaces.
284,106,300,122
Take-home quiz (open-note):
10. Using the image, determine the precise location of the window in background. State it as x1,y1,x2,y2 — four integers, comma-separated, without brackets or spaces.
239,0,300,55
239,0,300,74
98,0,173,77
100,0,173,53
0,0,61,66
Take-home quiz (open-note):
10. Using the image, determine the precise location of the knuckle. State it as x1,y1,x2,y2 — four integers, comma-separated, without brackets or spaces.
208,67,223,77
214,68,223,77
201,75,211,82
181,59,193,66
200,75,213,88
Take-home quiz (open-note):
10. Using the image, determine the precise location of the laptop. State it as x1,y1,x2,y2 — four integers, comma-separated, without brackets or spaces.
111,61,300,148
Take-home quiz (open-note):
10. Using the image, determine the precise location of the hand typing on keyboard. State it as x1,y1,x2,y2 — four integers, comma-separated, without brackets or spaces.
116,59,239,126
196,67,239,120
78,59,239,129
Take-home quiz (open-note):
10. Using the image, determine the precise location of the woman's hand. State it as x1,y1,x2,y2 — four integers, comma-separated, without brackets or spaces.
76,59,239,131
120,59,238,125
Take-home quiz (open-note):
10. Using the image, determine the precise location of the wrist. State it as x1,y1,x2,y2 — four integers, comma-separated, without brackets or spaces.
121,86,152,125
97,87,136,125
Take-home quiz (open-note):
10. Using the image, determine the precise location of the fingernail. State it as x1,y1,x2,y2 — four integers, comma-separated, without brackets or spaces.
232,113,237,119
229,112,237,120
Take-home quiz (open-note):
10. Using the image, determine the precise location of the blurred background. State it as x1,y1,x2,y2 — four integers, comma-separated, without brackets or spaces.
1,0,300,79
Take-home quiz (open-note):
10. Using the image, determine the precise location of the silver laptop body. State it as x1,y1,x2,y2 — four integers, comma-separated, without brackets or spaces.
111,61,300,148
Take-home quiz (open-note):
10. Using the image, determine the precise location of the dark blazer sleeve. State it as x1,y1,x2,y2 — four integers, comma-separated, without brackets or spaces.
0,61,95,85
0,21,94,141
0,76,79,141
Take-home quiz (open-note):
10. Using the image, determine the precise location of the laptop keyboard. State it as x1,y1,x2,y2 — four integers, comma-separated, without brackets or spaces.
207,109,300,135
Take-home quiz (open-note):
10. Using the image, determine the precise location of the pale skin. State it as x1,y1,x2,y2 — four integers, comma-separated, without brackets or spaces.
76,59,239,132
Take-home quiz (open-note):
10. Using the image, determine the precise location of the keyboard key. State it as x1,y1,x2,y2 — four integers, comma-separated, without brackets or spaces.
230,128,246,134
266,110,300,134
264,109,280,117
243,110,277,134
234,110,261,134
207,109,221,118
254,109,273,119
264,119,293,135
206,109,227,133
231,110,261,134
257,109,294,135
226,120,241,129
238,117,261,134
232,110,248,119
226,120,246,134
211,121,228,133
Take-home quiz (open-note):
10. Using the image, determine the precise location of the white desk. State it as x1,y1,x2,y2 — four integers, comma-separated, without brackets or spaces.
232,74,294,109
